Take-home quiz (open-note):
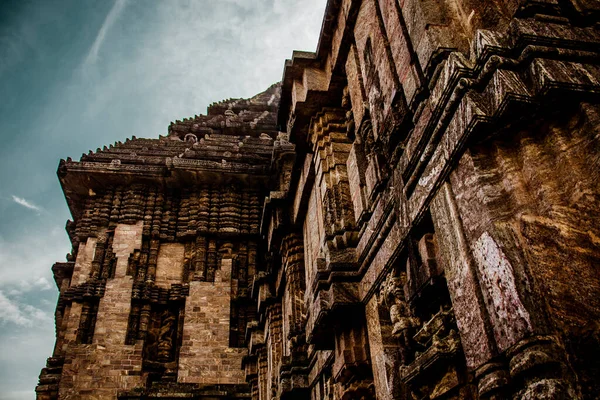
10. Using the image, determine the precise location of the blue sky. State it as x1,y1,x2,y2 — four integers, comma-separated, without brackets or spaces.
0,1,326,398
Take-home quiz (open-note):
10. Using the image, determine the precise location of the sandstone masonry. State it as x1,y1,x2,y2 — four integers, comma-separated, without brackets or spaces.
37,1,600,399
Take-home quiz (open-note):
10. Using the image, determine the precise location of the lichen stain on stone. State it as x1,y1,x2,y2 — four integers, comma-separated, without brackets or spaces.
472,231,532,351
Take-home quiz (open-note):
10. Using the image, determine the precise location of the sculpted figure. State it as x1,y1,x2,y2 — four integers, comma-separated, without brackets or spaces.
382,271,421,365
157,309,176,362
184,133,198,144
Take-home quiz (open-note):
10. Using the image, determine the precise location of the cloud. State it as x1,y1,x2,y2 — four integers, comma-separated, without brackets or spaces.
0,390,37,400
0,228,68,288
0,323,57,399
8,277,54,296
83,0,127,67
73,0,327,132
11,195,42,212
0,291,30,326
0,290,51,327
33,277,53,291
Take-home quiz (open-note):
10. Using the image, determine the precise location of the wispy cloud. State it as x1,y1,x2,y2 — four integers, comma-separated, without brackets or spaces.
0,290,51,326
8,277,53,297
0,291,29,326
11,195,42,212
0,228,67,287
83,0,126,66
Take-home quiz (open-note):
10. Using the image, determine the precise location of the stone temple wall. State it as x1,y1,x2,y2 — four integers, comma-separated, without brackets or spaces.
36,85,283,399
258,0,600,399
36,1,600,399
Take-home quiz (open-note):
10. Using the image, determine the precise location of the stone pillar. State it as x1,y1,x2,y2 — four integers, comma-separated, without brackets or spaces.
266,304,283,399
332,310,375,400
365,295,403,400
507,336,578,399
279,233,310,400
475,361,510,400
429,183,497,371
282,234,307,349
429,183,512,398
258,348,268,400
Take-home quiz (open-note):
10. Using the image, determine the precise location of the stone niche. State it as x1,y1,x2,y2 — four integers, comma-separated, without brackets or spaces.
372,211,476,400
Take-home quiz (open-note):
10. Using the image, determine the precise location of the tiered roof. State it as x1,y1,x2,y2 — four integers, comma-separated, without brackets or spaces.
58,83,282,219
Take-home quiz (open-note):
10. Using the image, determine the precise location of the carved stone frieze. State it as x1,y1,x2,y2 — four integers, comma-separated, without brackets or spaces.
38,2,600,399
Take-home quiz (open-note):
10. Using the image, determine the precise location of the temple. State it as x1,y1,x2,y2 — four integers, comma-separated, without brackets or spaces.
37,0,600,399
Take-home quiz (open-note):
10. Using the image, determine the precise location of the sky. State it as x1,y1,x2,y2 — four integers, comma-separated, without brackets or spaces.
0,0,326,398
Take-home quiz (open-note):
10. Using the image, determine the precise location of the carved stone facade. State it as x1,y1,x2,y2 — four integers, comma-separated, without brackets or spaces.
37,1,600,399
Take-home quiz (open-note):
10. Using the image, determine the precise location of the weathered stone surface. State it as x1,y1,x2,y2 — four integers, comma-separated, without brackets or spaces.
38,85,277,399
37,2,600,399
155,243,185,288
178,277,245,385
